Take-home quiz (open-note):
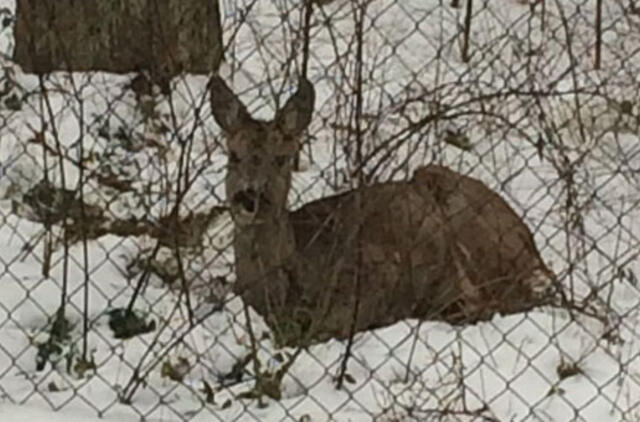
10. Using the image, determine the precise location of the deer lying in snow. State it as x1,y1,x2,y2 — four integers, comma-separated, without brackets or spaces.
209,76,554,346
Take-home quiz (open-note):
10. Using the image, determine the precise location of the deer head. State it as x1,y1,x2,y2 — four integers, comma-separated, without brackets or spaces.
209,77,315,226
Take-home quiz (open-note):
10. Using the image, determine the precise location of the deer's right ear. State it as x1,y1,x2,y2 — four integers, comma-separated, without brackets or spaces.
209,76,252,134
275,78,315,136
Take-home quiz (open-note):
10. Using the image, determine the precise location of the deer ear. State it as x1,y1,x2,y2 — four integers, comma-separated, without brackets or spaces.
209,76,252,134
275,78,315,136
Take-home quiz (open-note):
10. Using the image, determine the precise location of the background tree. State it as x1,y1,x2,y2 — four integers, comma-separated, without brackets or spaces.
13,0,224,89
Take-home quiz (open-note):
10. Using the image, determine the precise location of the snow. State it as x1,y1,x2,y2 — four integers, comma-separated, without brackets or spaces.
2,0,640,421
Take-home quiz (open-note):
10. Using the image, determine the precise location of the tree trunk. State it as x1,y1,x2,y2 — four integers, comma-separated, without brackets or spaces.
14,0,223,80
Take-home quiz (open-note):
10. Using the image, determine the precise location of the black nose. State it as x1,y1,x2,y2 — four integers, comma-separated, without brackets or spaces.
233,189,257,213
232,189,272,214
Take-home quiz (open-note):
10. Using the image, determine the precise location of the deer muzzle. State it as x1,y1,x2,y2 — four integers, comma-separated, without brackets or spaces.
230,186,272,224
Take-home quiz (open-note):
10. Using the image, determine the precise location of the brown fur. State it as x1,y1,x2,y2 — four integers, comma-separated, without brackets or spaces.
209,76,553,346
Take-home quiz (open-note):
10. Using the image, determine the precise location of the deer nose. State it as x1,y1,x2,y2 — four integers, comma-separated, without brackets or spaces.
233,189,257,213
232,186,272,215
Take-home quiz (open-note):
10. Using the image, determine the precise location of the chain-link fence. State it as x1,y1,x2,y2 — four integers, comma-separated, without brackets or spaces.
1,0,640,421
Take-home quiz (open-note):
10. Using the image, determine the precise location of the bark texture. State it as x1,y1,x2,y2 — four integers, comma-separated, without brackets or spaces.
14,0,223,80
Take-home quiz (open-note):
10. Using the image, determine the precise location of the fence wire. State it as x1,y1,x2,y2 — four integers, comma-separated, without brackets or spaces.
1,0,640,421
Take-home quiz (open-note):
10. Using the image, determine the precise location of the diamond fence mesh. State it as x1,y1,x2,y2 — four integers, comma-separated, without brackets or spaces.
1,0,640,421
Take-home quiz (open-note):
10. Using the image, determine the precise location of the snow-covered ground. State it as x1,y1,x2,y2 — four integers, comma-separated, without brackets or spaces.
2,0,640,421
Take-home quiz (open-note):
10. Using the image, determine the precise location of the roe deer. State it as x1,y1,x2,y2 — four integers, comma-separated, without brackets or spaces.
209,76,554,346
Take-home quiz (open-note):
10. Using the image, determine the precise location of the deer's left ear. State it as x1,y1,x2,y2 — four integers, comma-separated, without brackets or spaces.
275,78,315,136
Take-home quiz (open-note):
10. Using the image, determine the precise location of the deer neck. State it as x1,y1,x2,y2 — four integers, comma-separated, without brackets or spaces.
230,185,296,316
234,207,295,265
